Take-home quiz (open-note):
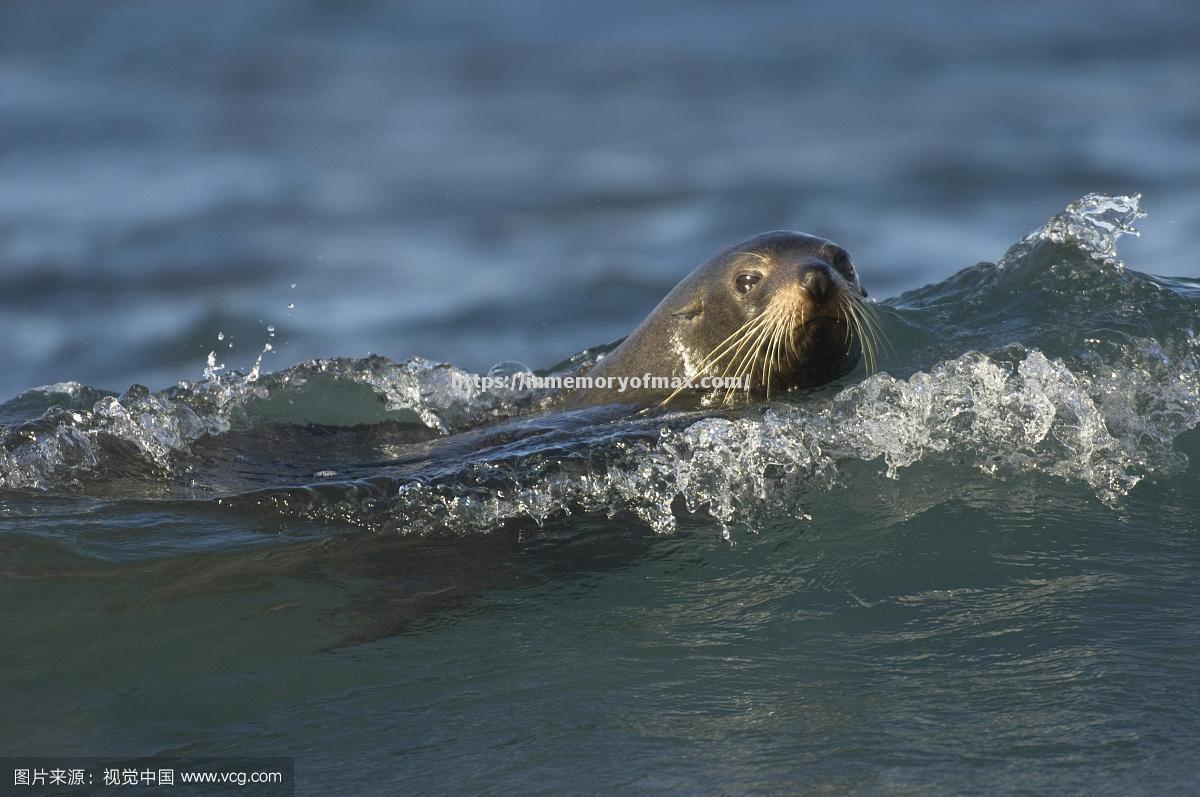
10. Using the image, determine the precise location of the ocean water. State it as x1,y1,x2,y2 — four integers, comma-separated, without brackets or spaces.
3,196,1199,794
3,2,1200,795
2,0,1200,399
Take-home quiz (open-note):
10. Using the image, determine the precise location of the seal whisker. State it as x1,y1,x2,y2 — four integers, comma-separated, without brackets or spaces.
857,304,878,375
770,303,792,388
763,308,781,398
727,310,776,403
847,295,889,371
849,301,878,374
781,302,800,363
724,309,777,375
658,311,773,407
728,320,767,401
748,320,775,398
852,296,893,360
714,312,774,386
773,314,790,397
838,303,855,350
696,313,771,375
842,300,871,373
769,302,793,398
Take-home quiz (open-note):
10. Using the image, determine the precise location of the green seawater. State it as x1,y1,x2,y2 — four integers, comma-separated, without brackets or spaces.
3,197,1199,795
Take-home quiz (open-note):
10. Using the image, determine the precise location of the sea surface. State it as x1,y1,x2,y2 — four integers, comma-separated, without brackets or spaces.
3,2,1200,796
4,196,1199,795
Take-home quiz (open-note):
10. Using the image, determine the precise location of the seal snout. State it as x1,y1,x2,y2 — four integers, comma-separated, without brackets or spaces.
798,262,835,303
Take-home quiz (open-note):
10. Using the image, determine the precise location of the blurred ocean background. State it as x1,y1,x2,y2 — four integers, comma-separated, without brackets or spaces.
2,0,1198,396
3,2,1200,796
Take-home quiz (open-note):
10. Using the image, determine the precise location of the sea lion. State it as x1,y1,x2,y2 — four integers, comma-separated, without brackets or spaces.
566,231,877,408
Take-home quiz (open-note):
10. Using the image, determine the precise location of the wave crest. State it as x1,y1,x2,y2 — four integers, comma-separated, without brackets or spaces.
3,194,1198,541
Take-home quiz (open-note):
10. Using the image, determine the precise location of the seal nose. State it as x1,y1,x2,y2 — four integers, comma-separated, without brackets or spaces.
799,262,834,303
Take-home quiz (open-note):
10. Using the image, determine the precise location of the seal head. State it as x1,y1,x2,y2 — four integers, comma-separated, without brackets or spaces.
569,231,873,408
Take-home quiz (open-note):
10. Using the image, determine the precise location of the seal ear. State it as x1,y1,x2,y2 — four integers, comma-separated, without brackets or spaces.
671,299,703,320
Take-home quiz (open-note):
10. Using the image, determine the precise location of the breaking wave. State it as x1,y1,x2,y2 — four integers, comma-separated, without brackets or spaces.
2,195,1198,539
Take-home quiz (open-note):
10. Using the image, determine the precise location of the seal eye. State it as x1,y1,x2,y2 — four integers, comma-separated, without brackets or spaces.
735,273,761,294
829,249,856,281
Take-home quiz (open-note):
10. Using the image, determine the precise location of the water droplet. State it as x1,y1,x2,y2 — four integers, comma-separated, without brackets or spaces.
290,283,297,289
217,331,225,341
287,303,295,310
267,325,276,334
203,350,226,381
488,360,533,378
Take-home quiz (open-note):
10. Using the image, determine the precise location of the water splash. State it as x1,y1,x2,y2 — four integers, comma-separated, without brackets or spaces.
284,338,1193,537
245,344,271,383
2,195,1198,541
1024,193,1145,263
215,194,1200,536
0,356,542,490
203,351,226,381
